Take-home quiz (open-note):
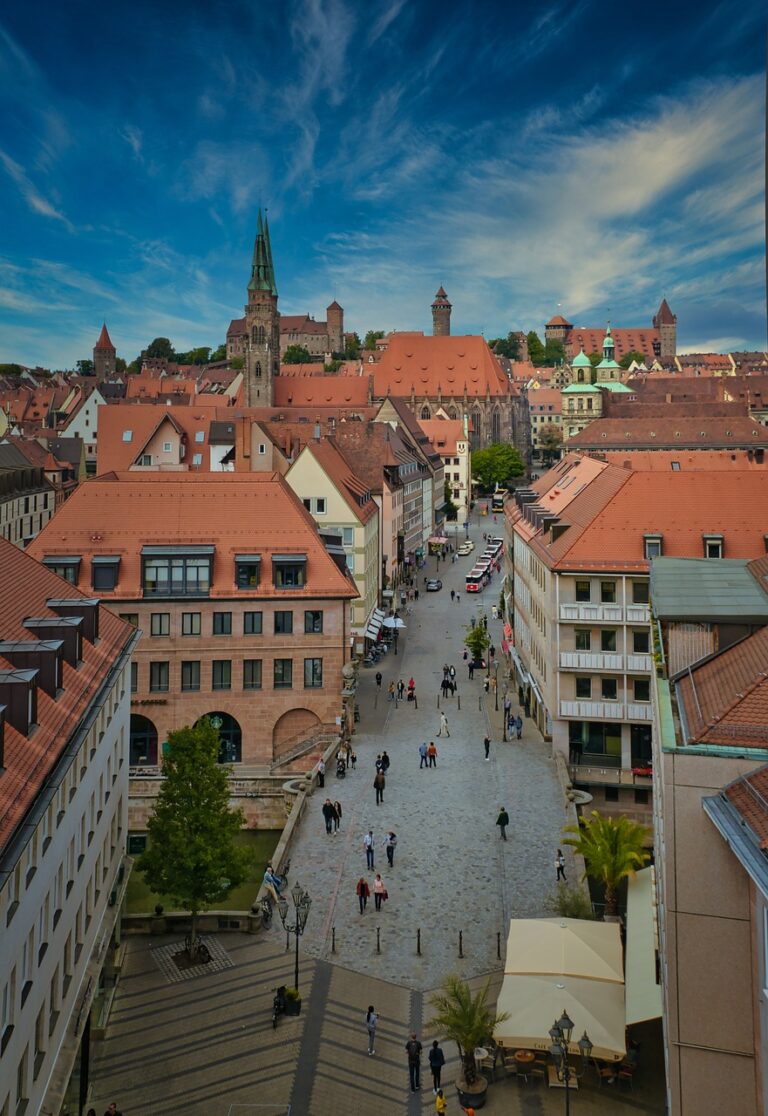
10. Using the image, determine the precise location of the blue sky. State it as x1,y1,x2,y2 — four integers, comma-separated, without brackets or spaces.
0,0,765,368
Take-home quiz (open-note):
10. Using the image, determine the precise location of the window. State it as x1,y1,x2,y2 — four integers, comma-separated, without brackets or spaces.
119,613,138,627
633,630,650,653
149,662,169,692
243,660,262,690
601,630,617,652
304,610,323,633
274,659,293,688
644,534,663,559
302,499,311,511
574,629,591,651
213,612,232,635
315,498,326,515
212,660,231,690
274,611,293,634
122,430,132,442
163,442,172,452
273,555,306,589
605,786,619,802
244,611,263,635
181,661,200,691
634,678,651,702
140,454,152,466
130,663,138,693
304,658,323,688
192,453,203,466
150,613,170,637
195,431,205,443
632,581,649,604
634,788,649,804
601,678,618,701
342,528,354,546
182,612,201,636
258,443,266,455
704,534,723,559
142,550,212,597
235,557,261,588
575,677,591,698
92,556,120,590
42,556,80,584
600,581,616,603
575,580,591,602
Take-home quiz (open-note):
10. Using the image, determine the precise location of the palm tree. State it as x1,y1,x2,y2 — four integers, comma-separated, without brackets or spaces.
429,975,509,1090
562,810,651,917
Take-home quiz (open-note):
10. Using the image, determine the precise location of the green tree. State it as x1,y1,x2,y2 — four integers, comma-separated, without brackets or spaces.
0,363,23,376
115,357,127,374
588,351,602,367
344,332,361,360
175,346,211,365
363,330,385,350
539,422,563,463
144,337,175,361
126,358,141,375
283,344,312,364
619,350,645,369
210,344,227,362
76,358,94,375
464,622,490,663
544,338,565,365
562,810,651,917
137,719,252,957
230,356,245,370
490,333,521,360
443,480,459,522
527,330,546,366
429,975,509,1091
471,443,524,490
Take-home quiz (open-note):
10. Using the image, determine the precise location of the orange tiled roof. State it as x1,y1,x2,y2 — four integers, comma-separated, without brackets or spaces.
568,416,768,449
273,375,371,408
333,422,415,491
297,439,377,525
547,315,572,327
566,328,660,360
677,627,768,749
95,323,115,351
96,405,215,474
373,335,510,399
417,417,465,455
28,472,358,600
280,314,329,335
278,363,328,377
0,539,134,849
528,388,562,412
591,449,768,471
725,768,768,842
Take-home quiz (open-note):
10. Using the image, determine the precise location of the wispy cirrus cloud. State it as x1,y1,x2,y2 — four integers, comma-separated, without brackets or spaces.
0,148,74,230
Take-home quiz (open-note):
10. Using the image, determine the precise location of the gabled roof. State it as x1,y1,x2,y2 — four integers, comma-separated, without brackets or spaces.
96,404,213,473
281,314,329,335
333,421,416,491
565,328,660,360
373,334,510,400
417,417,466,455
291,439,377,525
676,627,768,749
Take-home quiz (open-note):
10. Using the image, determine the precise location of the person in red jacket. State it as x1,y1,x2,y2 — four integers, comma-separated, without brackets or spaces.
356,877,370,914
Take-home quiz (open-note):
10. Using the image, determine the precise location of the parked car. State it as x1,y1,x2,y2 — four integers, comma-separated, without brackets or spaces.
458,542,474,555
426,578,443,592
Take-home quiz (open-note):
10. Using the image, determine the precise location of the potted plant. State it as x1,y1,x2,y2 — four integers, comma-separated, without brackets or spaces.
429,975,509,1109
284,986,302,1016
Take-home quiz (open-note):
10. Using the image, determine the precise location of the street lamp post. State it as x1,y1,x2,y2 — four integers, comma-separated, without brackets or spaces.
278,882,312,991
548,1011,593,1116
502,685,508,741
494,661,499,711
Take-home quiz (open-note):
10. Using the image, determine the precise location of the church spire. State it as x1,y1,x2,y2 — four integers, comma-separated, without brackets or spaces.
248,208,272,293
263,212,278,297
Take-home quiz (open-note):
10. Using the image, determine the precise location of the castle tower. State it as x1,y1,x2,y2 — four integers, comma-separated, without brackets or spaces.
653,298,677,360
243,210,280,406
326,300,344,354
431,287,452,336
93,323,116,379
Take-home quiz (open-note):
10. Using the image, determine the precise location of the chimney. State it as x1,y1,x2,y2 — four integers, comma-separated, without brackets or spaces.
0,641,63,696
46,598,100,643
24,617,83,666
0,670,38,736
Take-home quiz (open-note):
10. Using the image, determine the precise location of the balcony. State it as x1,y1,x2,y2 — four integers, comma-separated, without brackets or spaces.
559,651,623,671
559,700,625,720
559,603,624,623
626,653,652,672
626,702,653,721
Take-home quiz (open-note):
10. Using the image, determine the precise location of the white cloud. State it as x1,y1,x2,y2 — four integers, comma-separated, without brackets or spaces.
367,0,407,45
121,125,143,160
0,148,74,230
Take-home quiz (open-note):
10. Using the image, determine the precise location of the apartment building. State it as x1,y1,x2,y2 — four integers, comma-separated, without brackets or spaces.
29,472,357,825
0,443,55,547
650,557,768,1115
0,539,137,1116
418,415,470,523
504,454,768,822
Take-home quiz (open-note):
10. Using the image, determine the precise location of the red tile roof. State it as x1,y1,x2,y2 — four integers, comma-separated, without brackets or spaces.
295,439,377,525
547,315,572,327
677,627,768,749
725,767,768,842
95,323,115,351
272,375,371,408
417,417,466,456
373,335,510,399
28,472,358,600
0,539,134,850
590,449,768,471
528,388,562,413
654,298,676,325
567,416,768,450
96,404,216,474
565,327,660,360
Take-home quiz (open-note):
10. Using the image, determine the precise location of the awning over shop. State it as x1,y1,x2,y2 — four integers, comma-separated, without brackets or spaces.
428,535,448,544
508,647,530,683
365,607,387,640
625,867,663,1025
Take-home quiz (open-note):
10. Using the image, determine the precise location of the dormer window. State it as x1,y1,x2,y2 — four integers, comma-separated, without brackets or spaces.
42,556,81,585
235,555,261,589
273,554,307,589
91,555,120,591
122,430,132,442
644,534,663,559
703,534,723,559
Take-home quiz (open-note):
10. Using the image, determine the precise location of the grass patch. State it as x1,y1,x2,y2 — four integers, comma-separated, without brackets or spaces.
126,830,281,914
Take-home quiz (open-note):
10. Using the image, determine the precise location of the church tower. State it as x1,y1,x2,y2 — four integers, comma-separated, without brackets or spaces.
653,298,677,360
93,323,116,379
243,210,280,406
431,287,452,336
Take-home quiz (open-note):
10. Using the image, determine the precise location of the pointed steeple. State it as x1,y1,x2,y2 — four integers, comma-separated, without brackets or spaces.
248,208,273,293
95,323,115,351
603,322,614,359
263,212,278,297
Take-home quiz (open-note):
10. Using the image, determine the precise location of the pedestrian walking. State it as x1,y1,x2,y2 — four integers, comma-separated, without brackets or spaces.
375,753,384,772
364,830,375,869
375,671,383,689
366,1005,377,1053
483,675,490,693
455,592,460,603
357,877,371,914
484,735,490,761
442,663,449,680
435,1089,447,1115
503,694,512,718
317,758,325,787
397,678,405,700
419,741,428,768
321,798,335,834
496,806,510,841
515,714,523,740
450,589,455,602
437,712,450,737
350,749,357,770
449,665,456,681
441,677,449,698
333,800,342,832
429,1040,446,1092
415,588,419,600
489,644,496,660
406,1033,423,1092
491,605,498,620
381,749,391,773
374,770,386,804
468,661,474,680
555,848,567,882
427,741,437,767
384,831,397,866
388,681,395,701
373,872,387,911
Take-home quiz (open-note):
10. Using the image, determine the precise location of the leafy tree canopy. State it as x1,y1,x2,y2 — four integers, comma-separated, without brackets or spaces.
363,330,385,350
527,331,545,366
544,338,565,365
343,332,361,360
114,357,127,374
619,350,646,369
143,337,175,361
471,443,524,490
464,623,490,661
175,346,212,365
76,359,94,375
230,356,245,370
137,719,252,935
443,479,459,522
210,344,227,362
0,363,23,376
562,810,651,917
588,351,602,367
539,422,563,462
283,344,312,364
489,332,521,360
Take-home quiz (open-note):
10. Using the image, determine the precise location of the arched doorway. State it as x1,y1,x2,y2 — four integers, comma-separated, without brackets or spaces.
272,708,322,763
196,712,242,764
130,714,158,765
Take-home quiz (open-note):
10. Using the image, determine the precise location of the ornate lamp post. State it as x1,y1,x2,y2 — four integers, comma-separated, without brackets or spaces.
278,882,312,991
548,1011,593,1115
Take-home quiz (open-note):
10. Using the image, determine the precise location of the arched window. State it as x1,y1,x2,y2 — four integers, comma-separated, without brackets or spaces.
196,712,242,764
471,410,482,450
130,714,158,765
251,325,265,345
491,409,501,444
255,361,262,379
577,369,584,383
420,406,431,420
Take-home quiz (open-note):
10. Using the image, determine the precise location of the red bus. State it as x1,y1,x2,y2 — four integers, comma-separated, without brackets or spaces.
466,569,484,593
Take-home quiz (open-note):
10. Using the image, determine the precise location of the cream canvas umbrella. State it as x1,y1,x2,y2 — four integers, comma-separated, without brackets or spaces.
503,918,624,984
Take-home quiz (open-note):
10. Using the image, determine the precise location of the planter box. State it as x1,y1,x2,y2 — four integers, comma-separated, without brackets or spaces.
284,998,302,1016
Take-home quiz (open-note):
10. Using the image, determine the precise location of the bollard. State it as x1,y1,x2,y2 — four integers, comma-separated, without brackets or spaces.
377,927,381,954
478,695,482,711
417,928,421,955
497,932,501,960
332,927,336,953
437,694,440,709
459,930,464,958
286,931,290,952
457,695,461,711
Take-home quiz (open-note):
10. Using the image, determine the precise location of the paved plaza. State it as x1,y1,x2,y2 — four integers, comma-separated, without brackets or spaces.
91,521,666,1113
